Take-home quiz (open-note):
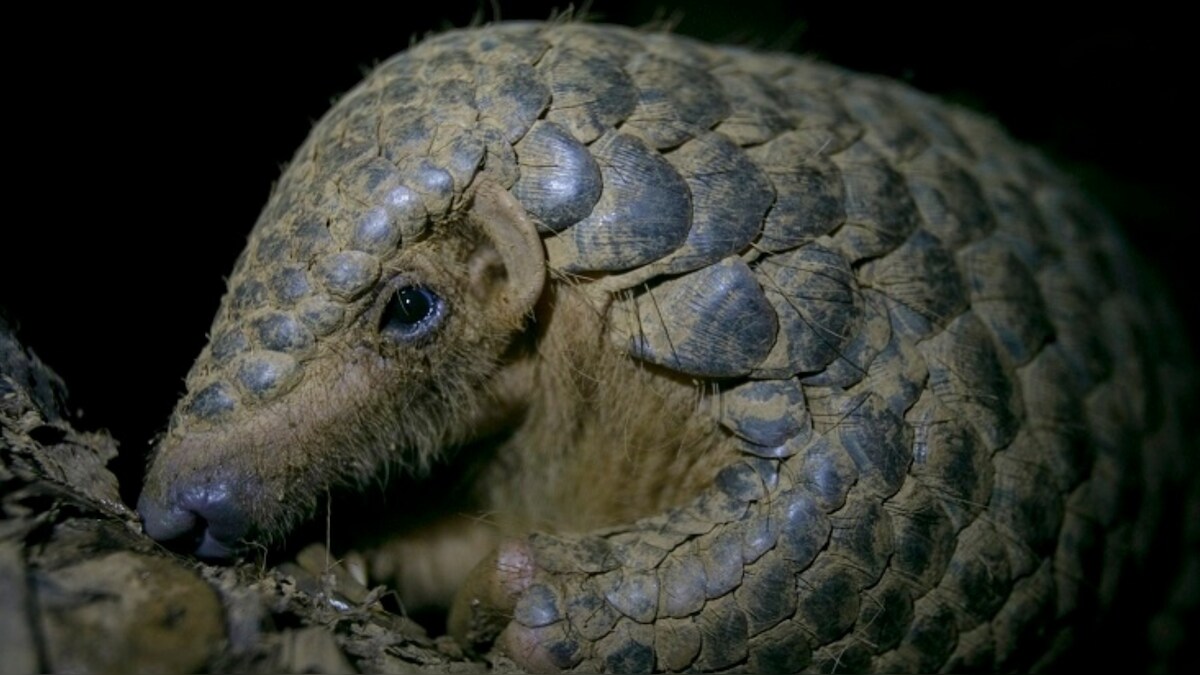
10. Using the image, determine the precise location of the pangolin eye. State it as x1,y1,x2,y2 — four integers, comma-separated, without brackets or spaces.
380,285,443,341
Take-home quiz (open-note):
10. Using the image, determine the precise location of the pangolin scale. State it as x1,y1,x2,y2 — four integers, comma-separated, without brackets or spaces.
136,22,1196,672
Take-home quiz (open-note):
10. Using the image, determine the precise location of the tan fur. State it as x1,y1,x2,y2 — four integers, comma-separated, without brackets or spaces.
480,283,737,532
369,281,739,608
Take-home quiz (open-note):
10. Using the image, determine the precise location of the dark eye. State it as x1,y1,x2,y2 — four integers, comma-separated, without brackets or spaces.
380,285,444,341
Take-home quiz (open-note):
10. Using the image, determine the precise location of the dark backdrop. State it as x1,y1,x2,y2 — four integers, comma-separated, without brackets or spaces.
3,1,1193,479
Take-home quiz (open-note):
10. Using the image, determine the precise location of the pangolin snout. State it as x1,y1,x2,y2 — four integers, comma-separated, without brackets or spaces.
139,356,379,561
138,470,255,560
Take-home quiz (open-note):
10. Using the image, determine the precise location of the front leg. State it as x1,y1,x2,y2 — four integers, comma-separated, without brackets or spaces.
449,457,829,673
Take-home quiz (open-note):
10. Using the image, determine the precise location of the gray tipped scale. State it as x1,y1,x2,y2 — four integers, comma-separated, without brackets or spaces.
153,22,1191,672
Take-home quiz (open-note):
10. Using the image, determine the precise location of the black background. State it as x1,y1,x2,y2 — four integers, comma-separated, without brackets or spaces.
3,1,1194,480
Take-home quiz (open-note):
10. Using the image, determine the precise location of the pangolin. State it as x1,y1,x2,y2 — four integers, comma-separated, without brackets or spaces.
137,21,1195,672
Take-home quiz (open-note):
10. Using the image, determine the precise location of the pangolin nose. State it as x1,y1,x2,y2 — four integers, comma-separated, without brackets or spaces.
137,481,251,560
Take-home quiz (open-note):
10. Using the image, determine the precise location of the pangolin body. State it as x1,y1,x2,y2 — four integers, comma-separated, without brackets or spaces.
137,22,1195,672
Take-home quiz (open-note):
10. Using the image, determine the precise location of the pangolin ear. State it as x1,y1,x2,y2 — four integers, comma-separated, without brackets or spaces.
466,181,547,324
